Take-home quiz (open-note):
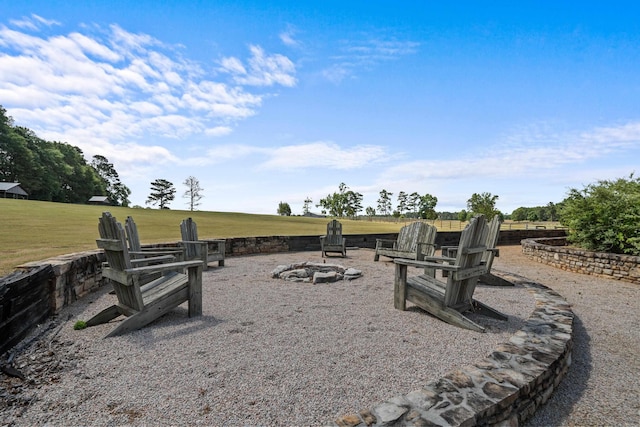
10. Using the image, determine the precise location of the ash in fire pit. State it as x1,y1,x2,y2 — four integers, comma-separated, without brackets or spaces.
271,262,362,284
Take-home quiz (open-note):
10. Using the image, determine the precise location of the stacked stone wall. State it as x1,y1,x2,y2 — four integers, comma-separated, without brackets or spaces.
522,237,640,285
334,277,573,427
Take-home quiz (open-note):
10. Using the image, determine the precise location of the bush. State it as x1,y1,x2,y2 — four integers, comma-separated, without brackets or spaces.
559,174,640,255
73,320,87,330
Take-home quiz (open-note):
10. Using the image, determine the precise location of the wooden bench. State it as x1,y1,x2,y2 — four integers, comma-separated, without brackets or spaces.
374,221,437,262
319,219,347,257
394,215,507,332
86,217,203,337
180,218,226,270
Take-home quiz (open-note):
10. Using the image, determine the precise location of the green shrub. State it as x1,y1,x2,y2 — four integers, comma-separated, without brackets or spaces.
73,320,87,330
559,174,640,255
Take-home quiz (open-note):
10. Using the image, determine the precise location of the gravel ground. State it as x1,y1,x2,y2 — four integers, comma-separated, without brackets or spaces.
491,246,640,427
1,246,638,426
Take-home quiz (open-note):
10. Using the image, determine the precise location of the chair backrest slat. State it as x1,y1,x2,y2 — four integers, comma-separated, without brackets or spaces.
445,215,488,307
325,220,343,245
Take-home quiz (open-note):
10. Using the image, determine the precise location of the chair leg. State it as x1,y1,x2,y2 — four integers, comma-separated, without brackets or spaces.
394,264,408,310
86,305,121,327
472,300,508,321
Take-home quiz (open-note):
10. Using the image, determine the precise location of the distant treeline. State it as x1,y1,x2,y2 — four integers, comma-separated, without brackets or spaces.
0,106,129,205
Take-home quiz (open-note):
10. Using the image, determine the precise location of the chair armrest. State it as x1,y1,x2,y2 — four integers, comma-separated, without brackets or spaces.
393,258,461,272
125,259,203,275
375,239,397,249
180,240,209,249
130,254,176,265
201,239,225,244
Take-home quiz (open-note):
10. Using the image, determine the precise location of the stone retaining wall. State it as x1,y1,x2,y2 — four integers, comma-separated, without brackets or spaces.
522,237,640,285
11,230,566,314
334,274,574,427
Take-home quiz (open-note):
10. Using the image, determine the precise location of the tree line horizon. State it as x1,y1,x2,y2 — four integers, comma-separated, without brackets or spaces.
278,182,560,222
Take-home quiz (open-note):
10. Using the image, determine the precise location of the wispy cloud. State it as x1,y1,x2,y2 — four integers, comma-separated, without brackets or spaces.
279,26,300,48
322,36,419,83
259,141,389,170
219,45,297,87
195,141,391,170
0,18,296,166
379,120,640,185
9,14,60,31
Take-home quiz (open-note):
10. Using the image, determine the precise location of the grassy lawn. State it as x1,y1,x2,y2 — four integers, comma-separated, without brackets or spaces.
0,199,405,276
0,198,561,276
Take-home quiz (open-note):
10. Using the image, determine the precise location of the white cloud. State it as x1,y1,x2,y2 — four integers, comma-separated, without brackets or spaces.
259,141,389,170
321,36,419,83
9,14,60,31
220,45,297,87
0,20,295,167
205,144,265,161
378,120,640,187
279,27,300,47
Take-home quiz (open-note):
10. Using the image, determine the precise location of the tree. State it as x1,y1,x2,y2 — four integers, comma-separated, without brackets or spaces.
146,179,176,209
458,210,469,221
365,206,376,218
91,155,131,207
559,174,640,255
467,192,500,218
377,189,393,216
396,191,408,217
277,201,292,216
418,194,438,219
0,106,104,203
183,176,203,211
302,197,312,215
317,183,363,218
408,192,421,217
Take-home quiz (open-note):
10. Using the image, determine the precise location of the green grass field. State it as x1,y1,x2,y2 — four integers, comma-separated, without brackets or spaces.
0,198,560,276
0,199,405,276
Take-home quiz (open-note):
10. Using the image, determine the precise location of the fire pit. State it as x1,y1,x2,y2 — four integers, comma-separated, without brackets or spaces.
271,262,362,284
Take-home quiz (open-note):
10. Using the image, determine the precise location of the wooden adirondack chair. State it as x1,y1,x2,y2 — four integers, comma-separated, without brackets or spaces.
180,218,226,270
374,222,437,262
393,215,507,332
99,213,177,269
125,216,184,261
441,215,512,286
320,219,347,257
86,217,203,338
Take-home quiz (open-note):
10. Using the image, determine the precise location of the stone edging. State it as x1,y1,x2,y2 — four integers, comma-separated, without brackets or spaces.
334,273,574,427
521,237,640,285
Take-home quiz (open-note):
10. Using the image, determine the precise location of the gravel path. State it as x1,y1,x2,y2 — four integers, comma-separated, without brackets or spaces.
2,246,638,426
491,246,640,427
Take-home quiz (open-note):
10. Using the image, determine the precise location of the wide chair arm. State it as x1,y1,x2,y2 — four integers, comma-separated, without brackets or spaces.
124,259,203,275
129,254,176,266
375,238,397,249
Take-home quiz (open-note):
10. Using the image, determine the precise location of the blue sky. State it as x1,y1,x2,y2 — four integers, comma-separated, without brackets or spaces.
1,1,639,215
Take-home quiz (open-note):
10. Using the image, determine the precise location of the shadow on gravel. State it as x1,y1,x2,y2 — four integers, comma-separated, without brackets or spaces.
524,314,592,426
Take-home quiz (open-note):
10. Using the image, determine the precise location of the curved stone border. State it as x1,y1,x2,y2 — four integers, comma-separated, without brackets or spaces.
335,273,574,427
521,237,640,285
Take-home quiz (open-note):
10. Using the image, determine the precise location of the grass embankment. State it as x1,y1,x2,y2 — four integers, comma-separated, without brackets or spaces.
0,199,404,276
